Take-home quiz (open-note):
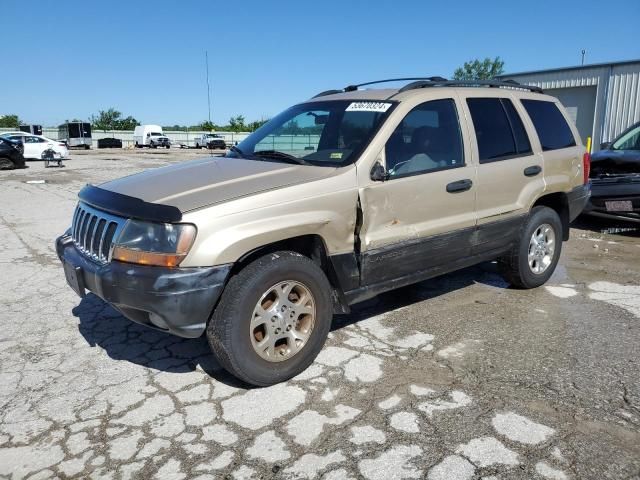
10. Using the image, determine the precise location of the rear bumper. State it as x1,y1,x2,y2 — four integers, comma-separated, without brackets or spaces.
567,183,591,222
56,234,231,338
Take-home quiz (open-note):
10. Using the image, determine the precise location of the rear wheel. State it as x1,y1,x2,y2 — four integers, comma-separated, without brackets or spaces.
498,206,562,289
207,251,333,386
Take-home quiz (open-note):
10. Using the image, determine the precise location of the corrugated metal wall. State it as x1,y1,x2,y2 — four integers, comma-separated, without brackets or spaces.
501,61,640,148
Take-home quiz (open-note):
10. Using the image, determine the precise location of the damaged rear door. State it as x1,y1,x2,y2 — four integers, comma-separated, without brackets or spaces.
357,97,477,286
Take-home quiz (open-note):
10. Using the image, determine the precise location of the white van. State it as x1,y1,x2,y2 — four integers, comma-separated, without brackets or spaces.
133,125,171,148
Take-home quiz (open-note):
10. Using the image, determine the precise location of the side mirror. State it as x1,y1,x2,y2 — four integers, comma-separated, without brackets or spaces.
600,142,611,150
370,161,388,182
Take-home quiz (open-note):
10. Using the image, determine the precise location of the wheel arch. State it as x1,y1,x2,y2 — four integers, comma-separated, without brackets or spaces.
229,234,352,314
533,192,570,241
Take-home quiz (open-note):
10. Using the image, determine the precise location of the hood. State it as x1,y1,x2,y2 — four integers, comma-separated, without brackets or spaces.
590,149,640,176
99,156,336,212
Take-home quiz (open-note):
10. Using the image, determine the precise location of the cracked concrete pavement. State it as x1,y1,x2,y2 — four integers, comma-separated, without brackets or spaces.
1,149,639,479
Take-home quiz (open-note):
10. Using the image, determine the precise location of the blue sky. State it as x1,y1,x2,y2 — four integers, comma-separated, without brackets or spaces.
2,0,638,127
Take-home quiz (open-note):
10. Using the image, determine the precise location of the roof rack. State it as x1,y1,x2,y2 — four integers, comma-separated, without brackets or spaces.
398,79,543,94
312,77,543,98
312,77,448,98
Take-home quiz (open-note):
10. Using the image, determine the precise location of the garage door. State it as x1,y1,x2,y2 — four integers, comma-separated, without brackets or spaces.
546,86,597,145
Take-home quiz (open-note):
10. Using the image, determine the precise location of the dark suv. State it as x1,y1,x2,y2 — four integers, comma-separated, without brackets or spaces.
0,137,25,169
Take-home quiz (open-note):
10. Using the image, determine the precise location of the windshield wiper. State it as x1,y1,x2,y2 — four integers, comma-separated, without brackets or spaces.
253,150,311,166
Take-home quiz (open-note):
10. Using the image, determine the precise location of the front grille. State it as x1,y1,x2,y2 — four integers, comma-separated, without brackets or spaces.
71,203,127,264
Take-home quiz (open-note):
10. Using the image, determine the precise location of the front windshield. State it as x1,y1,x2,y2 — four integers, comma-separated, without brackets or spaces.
151,132,162,136
612,124,640,151
228,100,396,166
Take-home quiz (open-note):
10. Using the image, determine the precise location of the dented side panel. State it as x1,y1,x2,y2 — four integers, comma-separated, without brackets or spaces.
181,167,359,267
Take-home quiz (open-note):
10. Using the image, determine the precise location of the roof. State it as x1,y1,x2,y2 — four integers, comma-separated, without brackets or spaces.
305,79,545,103
499,58,640,78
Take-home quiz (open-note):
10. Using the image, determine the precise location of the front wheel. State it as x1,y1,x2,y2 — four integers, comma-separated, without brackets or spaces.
207,251,333,386
498,206,563,289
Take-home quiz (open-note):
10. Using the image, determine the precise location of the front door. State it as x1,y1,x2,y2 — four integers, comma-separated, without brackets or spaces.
358,98,477,286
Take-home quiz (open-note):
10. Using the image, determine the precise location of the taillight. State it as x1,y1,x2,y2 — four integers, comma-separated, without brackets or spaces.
583,151,591,183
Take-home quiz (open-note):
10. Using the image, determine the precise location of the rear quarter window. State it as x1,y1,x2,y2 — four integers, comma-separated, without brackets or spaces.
521,99,577,151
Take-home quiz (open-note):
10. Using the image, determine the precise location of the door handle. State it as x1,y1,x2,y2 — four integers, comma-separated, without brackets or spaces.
446,179,473,193
524,165,542,177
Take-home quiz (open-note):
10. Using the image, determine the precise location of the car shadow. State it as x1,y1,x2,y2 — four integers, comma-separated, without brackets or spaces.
333,262,507,330
74,262,507,384
73,295,246,388
572,214,640,237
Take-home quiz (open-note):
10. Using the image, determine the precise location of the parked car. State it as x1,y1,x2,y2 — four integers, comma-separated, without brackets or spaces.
97,137,123,149
56,78,590,386
133,125,171,149
0,137,25,169
585,121,640,219
3,134,68,159
194,133,226,149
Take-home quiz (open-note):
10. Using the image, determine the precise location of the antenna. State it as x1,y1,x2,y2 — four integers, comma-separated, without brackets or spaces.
205,51,212,123
581,49,586,66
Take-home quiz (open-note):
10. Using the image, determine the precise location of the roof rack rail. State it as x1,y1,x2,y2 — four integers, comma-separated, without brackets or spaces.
312,77,448,98
398,79,543,94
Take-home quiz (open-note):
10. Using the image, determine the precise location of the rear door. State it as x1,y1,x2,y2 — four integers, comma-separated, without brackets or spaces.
519,98,583,191
358,97,477,286
462,95,543,253
22,136,41,158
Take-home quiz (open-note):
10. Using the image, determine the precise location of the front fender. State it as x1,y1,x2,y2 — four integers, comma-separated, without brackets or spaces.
180,171,359,267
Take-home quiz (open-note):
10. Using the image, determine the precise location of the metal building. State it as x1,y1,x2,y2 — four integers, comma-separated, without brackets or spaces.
498,59,640,150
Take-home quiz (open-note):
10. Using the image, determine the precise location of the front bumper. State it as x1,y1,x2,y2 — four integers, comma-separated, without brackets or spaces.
56,234,231,338
583,178,640,218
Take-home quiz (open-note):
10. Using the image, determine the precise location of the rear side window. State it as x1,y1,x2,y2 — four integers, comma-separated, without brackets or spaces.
467,98,533,163
521,99,576,151
502,99,531,154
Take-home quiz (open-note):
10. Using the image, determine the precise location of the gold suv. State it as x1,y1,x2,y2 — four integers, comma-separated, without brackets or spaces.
56,78,591,386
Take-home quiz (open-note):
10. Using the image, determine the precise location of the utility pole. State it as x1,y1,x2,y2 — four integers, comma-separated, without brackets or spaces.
581,49,586,66
205,51,212,124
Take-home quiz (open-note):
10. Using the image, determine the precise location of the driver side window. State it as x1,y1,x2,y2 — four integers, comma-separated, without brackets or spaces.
385,99,464,178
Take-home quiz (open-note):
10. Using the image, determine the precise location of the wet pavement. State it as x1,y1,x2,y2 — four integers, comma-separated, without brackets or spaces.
1,150,639,479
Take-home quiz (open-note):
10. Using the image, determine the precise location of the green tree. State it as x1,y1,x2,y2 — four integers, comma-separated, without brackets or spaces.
91,108,121,132
117,116,140,130
90,108,140,131
453,57,505,80
228,115,246,132
198,120,218,131
248,118,269,131
0,114,21,128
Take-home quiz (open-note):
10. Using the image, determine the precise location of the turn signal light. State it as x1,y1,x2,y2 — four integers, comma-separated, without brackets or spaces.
112,247,186,267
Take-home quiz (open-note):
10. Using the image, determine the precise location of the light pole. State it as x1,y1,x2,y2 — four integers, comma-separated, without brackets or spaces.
205,51,212,125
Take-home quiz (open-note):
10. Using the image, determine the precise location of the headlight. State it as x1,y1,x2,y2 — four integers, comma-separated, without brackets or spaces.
112,220,197,267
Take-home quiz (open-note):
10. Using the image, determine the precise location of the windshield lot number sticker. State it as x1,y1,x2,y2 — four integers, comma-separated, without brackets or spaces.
346,102,392,113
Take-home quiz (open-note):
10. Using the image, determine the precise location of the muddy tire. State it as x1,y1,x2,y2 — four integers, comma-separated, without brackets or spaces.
498,206,563,289
207,251,333,387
